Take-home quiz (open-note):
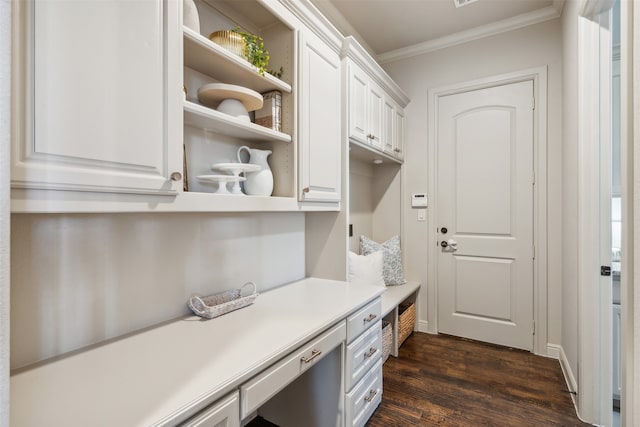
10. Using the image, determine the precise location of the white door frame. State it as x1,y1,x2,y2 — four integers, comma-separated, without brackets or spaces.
0,0,11,424
577,1,621,424
426,67,548,356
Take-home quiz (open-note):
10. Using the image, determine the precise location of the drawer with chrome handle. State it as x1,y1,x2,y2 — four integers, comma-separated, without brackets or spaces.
345,320,382,391
240,321,346,419
345,358,383,427
346,298,382,343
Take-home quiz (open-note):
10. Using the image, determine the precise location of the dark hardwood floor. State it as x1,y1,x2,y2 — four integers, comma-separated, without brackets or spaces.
366,332,590,426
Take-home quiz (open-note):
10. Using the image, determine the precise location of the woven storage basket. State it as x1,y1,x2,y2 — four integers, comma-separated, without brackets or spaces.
398,302,416,347
381,320,392,363
188,282,258,319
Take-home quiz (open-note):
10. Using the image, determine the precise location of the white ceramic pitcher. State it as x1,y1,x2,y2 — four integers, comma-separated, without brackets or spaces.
237,146,273,196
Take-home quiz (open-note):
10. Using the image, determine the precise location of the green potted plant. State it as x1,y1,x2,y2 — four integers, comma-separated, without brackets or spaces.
232,27,270,76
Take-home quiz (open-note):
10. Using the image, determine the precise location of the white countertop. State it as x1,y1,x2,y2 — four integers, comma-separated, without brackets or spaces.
10,278,384,427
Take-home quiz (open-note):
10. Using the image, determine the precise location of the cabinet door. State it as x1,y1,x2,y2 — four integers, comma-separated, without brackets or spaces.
368,83,384,151
394,107,405,160
182,392,240,427
299,30,341,202
12,0,182,195
382,97,395,155
348,64,369,145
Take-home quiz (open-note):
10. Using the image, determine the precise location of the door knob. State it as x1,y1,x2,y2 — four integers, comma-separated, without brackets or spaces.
441,239,457,252
440,227,448,234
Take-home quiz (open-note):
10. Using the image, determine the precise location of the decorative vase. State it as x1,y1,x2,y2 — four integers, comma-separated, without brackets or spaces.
183,0,200,34
237,146,273,196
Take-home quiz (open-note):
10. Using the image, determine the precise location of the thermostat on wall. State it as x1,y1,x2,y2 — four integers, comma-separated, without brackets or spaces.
412,193,428,208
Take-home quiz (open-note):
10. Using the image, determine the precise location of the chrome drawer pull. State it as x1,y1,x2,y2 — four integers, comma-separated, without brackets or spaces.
363,314,377,323
364,389,378,402
300,349,322,364
364,347,378,358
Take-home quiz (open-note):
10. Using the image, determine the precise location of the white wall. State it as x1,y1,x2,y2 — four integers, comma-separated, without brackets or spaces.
561,0,581,389
382,19,564,347
1,0,11,424
10,212,305,369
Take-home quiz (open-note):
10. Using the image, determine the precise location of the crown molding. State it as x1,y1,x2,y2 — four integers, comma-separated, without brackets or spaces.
341,36,410,106
307,0,378,57
377,2,564,64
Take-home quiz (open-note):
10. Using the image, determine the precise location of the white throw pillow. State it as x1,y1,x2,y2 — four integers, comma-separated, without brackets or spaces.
360,235,407,286
348,251,385,287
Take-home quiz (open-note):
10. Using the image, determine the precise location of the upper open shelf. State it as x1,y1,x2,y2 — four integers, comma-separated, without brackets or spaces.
183,27,292,94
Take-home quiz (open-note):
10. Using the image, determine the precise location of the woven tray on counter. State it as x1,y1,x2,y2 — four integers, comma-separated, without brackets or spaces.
188,282,258,319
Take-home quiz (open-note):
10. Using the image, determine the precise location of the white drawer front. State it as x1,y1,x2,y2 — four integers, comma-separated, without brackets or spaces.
345,321,382,391
347,298,382,343
181,391,240,427
345,359,383,427
240,321,346,419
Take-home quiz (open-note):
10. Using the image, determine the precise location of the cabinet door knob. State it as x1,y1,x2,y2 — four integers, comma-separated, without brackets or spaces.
303,187,310,193
394,148,401,153
170,172,182,181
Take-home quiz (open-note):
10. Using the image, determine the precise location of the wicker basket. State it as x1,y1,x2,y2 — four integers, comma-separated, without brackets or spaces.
398,302,416,347
381,320,392,363
188,282,258,319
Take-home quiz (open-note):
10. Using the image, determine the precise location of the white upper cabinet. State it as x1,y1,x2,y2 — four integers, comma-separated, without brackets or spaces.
383,97,395,155
394,107,405,160
342,37,409,163
11,0,182,196
348,65,369,146
298,29,341,203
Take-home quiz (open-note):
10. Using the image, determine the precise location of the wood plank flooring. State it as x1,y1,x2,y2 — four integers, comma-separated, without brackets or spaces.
366,332,590,426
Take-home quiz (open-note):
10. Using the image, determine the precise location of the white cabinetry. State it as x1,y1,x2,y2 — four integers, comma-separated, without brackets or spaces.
343,37,408,163
344,299,382,427
394,107,405,160
11,0,182,195
298,29,341,203
181,392,240,427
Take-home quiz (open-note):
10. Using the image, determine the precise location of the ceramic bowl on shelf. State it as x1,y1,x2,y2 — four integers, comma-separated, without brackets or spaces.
197,83,263,122
197,175,246,195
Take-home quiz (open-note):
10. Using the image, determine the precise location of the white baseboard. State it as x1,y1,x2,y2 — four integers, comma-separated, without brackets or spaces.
548,344,578,409
417,320,429,333
546,343,561,359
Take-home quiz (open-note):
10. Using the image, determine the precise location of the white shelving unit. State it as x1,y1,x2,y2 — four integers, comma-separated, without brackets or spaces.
183,101,291,143
182,2,297,204
183,27,292,95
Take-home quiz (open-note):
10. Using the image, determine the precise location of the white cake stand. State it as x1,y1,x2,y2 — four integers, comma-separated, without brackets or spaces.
197,175,246,195
197,83,264,122
211,163,261,195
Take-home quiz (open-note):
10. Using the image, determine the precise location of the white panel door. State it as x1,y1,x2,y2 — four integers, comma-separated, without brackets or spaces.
437,80,534,350
12,0,182,194
299,30,341,202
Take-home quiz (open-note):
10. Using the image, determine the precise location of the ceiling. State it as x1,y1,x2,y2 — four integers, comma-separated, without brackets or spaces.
311,0,562,60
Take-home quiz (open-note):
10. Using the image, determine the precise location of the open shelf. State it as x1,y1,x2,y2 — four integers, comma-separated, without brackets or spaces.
183,101,292,143
183,27,292,94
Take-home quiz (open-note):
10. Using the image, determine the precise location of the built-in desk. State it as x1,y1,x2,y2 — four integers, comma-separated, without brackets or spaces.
10,278,384,427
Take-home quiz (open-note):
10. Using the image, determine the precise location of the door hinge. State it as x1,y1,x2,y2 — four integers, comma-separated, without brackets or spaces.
532,96,536,110
532,171,536,186
532,320,536,335
533,245,536,260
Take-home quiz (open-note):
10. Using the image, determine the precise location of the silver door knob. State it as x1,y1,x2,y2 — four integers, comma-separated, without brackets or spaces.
170,172,182,181
441,239,457,252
